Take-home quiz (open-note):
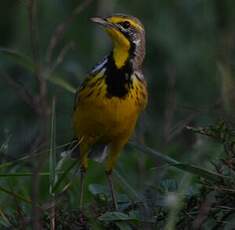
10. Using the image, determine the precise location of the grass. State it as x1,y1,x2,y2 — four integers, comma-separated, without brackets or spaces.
0,121,235,229
0,1,235,228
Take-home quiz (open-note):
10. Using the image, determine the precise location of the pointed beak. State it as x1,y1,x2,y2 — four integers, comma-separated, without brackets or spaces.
90,17,115,29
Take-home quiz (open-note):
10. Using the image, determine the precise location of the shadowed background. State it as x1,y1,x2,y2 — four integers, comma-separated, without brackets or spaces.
0,0,234,229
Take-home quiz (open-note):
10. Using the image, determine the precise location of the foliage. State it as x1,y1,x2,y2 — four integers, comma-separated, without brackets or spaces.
0,0,235,229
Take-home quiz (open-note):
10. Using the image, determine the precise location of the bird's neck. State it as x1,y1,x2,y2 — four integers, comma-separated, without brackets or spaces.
112,41,130,69
105,52,132,98
112,41,144,70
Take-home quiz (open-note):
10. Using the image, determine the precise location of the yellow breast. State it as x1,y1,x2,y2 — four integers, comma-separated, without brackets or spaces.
73,73,147,144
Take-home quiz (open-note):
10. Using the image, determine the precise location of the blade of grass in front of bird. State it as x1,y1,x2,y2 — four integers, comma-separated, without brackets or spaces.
0,141,75,170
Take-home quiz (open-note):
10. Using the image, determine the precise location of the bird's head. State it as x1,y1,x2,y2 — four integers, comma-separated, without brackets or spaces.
91,14,145,69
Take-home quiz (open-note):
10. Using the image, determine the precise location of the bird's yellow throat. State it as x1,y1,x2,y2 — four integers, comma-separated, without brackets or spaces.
106,28,130,69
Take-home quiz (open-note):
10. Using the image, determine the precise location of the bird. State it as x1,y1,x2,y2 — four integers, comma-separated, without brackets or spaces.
72,14,148,210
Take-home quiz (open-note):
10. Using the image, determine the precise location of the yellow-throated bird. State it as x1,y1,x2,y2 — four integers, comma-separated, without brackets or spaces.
73,14,147,209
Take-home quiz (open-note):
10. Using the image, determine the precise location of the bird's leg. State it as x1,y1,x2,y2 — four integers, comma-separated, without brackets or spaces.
106,170,118,210
79,142,89,210
79,166,87,209
105,141,125,210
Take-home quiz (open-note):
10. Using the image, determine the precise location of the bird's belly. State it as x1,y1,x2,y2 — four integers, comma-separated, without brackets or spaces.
73,96,139,142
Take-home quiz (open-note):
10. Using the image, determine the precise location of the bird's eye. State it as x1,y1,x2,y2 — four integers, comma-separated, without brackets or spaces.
120,21,131,29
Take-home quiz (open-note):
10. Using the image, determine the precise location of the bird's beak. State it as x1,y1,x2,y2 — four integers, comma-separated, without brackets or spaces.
90,17,115,29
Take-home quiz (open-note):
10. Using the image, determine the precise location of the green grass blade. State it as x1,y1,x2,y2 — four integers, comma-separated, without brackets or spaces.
49,98,57,230
0,208,11,227
0,154,36,169
51,160,78,193
0,48,76,94
0,172,63,177
129,141,227,182
0,185,32,204
0,48,35,72
99,211,138,221
48,75,76,94
49,98,56,195
173,163,226,182
114,170,141,201
129,141,179,165
0,141,75,170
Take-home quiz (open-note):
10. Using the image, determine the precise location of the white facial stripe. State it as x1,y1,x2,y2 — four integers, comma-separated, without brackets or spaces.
133,39,141,46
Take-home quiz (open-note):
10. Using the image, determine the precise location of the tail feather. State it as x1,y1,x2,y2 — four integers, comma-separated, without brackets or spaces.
68,138,109,163
89,143,109,163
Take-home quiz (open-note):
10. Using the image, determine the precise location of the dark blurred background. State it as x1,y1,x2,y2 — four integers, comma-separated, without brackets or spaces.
1,1,234,155
0,0,235,226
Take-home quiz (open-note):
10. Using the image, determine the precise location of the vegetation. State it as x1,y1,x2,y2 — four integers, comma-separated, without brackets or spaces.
0,0,234,229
